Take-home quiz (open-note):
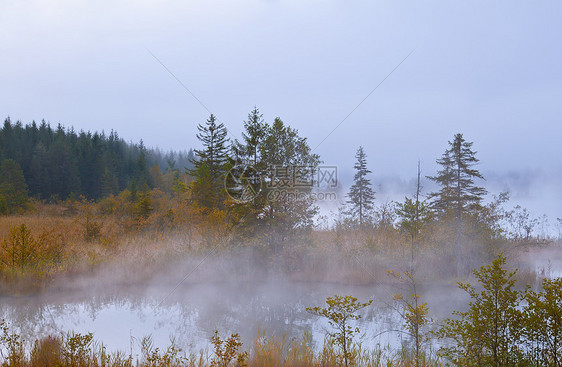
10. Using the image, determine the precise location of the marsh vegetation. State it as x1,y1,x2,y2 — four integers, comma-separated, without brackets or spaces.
0,115,561,365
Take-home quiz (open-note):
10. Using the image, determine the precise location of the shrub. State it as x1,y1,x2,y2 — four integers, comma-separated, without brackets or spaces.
307,294,372,367
210,331,247,367
523,277,562,365
0,319,24,366
436,254,524,366
387,270,431,367
0,224,38,274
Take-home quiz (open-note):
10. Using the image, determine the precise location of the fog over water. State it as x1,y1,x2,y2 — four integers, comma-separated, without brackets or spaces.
2,245,560,355
0,255,450,353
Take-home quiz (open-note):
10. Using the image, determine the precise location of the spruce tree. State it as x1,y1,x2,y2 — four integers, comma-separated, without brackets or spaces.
428,133,487,276
0,159,28,214
232,107,267,168
229,108,267,207
231,116,319,253
261,118,320,251
135,140,150,187
347,146,375,228
189,114,230,208
100,168,118,197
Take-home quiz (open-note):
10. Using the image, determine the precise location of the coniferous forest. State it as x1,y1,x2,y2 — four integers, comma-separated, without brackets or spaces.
0,117,194,205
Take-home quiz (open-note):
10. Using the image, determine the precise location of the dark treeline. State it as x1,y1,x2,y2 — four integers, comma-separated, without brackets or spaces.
0,117,194,202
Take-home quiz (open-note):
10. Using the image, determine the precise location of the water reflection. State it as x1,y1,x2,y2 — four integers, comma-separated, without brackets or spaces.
0,276,470,357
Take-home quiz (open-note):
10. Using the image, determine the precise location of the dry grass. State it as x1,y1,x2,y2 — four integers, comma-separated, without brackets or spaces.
0,325,442,367
0,199,556,294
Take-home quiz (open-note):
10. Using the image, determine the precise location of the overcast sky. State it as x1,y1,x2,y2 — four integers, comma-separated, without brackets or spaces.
1,0,561,221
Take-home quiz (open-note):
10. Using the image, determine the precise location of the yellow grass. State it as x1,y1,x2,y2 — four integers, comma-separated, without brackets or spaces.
0,325,442,367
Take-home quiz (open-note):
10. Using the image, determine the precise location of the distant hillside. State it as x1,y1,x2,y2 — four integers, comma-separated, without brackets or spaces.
0,117,194,201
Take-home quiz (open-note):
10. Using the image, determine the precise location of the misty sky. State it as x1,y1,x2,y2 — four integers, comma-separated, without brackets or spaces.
1,0,561,220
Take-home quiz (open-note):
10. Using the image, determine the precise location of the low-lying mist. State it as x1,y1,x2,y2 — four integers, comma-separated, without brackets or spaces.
2,231,560,356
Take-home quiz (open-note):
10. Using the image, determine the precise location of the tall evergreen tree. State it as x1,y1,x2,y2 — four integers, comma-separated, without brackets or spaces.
189,114,230,208
230,115,320,253
259,117,320,252
228,107,268,225
29,142,51,199
428,133,487,276
49,126,81,199
347,146,375,228
0,159,28,214
135,140,150,187
232,107,268,167
100,168,119,197
184,149,195,173
229,108,267,208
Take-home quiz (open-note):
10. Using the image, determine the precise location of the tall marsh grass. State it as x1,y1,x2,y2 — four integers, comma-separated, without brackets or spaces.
0,322,442,367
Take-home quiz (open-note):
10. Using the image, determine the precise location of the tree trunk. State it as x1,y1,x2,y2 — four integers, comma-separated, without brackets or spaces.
457,211,462,277
457,167,462,277
413,160,421,271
